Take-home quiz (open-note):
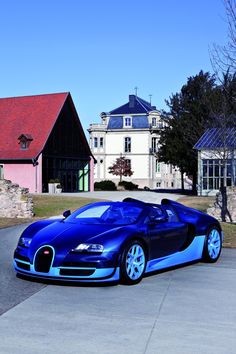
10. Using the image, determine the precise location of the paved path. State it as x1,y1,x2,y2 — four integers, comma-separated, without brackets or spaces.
0,222,236,353
42,190,183,203
1,248,236,354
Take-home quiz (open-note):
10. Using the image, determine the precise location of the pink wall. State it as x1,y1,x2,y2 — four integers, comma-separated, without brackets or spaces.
90,157,94,192
3,154,42,193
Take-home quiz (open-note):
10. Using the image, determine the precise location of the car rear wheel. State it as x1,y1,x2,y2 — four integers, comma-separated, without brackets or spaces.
203,227,222,263
120,241,146,285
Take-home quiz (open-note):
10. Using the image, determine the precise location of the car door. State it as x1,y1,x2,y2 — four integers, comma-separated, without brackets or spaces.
147,206,188,259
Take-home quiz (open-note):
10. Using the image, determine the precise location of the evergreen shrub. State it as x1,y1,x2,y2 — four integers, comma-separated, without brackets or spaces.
94,180,117,191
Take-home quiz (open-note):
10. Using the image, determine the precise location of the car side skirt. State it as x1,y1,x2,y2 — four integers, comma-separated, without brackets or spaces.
145,235,205,274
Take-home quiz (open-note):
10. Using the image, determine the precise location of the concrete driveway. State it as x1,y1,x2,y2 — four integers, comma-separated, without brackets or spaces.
54,190,183,203
1,192,236,354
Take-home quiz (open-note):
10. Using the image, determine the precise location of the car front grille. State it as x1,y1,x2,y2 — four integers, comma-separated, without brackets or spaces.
34,246,54,273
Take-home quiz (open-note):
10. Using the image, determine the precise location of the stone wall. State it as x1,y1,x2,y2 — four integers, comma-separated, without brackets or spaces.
0,179,33,218
207,188,236,222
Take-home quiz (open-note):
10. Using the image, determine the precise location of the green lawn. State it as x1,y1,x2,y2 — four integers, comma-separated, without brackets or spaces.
32,195,102,218
0,195,102,229
178,196,236,248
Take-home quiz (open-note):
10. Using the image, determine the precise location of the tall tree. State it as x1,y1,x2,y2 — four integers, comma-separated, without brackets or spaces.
108,156,133,182
157,71,219,192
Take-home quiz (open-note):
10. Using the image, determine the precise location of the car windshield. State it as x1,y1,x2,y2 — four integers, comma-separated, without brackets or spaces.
65,203,143,225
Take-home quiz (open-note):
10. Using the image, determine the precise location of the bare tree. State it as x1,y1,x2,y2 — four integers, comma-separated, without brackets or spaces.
211,0,236,76
206,82,235,221
209,1,236,221
209,124,234,222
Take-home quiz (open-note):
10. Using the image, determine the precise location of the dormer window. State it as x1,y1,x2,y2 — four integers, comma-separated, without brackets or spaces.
152,117,157,127
18,134,33,150
124,117,132,128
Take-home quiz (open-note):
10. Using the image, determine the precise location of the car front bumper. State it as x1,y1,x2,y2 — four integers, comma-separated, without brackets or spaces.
14,246,120,282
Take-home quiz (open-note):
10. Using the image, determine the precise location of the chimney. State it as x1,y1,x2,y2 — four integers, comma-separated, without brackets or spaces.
129,95,136,108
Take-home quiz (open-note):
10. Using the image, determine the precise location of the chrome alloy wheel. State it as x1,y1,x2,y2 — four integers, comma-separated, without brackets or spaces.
207,228,221,259
125,244,146,280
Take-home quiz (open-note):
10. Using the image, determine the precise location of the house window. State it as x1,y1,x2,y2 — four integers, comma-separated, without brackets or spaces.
202,159,234,190
100,137,104,148
151,138,158,153
125,159,131,170
152,117,157,127
20,140,28,150
124,137,131,153
124,117,132,127
156,182,161,188
156,160,161,173
94,137,98,148
0,165,4,179
157,121,164,129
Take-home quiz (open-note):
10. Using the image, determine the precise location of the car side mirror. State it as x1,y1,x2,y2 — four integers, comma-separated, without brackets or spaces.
63,210,71,218
149,214,168,224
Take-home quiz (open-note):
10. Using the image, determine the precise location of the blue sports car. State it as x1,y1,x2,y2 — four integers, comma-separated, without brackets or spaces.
14,198,223,285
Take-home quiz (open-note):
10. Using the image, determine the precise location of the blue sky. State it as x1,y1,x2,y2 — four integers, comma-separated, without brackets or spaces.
0,0,228,131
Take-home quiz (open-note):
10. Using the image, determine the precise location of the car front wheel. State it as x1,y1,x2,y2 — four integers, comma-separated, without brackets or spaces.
203,227,222,263
120,241,146,285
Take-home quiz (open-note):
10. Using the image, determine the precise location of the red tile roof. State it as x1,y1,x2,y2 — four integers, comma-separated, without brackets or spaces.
0,92,69,159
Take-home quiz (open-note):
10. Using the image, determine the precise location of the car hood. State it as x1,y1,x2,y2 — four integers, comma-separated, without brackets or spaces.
28,221,123,254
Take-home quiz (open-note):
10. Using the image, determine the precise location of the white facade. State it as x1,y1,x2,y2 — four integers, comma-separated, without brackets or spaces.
88,95,183,189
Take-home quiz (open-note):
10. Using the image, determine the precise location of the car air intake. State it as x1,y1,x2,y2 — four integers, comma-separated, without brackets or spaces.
34,246,53,273
16,261,30,271
59,269,95,276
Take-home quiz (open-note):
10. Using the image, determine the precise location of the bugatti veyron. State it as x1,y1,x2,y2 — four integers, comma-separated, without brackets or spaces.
14,198,223,285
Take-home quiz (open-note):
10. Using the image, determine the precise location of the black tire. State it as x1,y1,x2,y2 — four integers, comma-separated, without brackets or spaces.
120,240,146,285
202,226,222,263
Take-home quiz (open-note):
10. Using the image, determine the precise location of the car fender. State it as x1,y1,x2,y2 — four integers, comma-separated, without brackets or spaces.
86,225,148,256
20,219,63,238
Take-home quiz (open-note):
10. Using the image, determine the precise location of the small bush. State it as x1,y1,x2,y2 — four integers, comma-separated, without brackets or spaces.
94,180,117,191
118,181,138,190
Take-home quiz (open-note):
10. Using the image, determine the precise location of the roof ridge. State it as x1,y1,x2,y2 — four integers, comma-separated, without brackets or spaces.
135,96,150,112
136,96,152,107
0,92,69,101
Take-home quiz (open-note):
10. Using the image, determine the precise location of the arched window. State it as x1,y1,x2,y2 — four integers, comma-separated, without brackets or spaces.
156,160,161,173
152,117,157,127
124,137,131,153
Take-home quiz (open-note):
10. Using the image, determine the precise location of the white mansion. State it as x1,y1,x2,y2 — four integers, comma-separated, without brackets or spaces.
88,94,183,189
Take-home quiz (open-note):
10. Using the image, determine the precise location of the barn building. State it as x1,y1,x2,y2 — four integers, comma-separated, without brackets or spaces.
0,92,94,193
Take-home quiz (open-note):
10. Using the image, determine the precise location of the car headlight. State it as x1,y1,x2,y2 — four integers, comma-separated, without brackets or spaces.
18,237,32,248
74,244,104,253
